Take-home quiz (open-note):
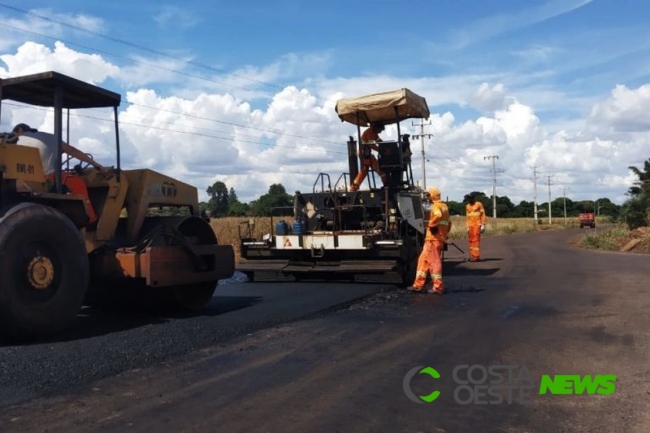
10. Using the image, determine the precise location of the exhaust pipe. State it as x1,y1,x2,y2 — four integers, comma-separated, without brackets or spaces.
347,135,358,184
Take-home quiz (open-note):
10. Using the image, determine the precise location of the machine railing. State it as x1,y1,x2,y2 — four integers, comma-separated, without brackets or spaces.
335,172,350,192
313,173,332,194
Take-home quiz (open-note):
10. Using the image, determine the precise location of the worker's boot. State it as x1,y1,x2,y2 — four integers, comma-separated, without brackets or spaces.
426,288,445,295
406,286,425,294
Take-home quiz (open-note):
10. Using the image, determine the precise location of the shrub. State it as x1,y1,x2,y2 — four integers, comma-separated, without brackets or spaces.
620,194,650,230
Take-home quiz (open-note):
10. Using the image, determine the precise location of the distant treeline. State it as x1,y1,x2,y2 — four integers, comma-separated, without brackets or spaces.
192,181,620,219
148,159,650,230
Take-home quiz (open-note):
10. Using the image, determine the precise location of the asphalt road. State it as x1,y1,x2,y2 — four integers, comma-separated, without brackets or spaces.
0,279,388,408
1,227,650,433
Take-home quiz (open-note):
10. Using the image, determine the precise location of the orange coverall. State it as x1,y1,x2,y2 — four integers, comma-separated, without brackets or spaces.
466,201,486,261
411,189,451,293
350,127,387,191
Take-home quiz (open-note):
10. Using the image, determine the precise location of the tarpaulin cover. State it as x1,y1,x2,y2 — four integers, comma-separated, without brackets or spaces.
335,88,430,126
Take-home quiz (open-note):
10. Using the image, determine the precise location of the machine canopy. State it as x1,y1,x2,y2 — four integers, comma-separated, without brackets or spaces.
335,88,430,127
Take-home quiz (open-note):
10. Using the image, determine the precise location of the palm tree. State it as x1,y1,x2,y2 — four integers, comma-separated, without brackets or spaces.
622,158,650,229
627,158,650,197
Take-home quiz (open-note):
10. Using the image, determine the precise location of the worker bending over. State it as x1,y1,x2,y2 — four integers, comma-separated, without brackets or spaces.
350,122,387,191
465,192,486,262
408,186,451,295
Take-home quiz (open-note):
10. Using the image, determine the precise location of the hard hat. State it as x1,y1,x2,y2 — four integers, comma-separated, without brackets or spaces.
427,186,441,200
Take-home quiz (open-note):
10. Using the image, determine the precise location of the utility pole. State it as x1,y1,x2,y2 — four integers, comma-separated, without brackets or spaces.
546,175,555,225
530,165,539,224
484,155,504,219
561,186,570,225
412,119,433,190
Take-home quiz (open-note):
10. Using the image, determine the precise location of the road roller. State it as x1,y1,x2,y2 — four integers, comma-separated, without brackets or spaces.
0,71,235,341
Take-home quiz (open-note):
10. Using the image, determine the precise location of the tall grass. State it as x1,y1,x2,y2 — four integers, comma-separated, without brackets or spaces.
211,215,611,263
578,224,633,251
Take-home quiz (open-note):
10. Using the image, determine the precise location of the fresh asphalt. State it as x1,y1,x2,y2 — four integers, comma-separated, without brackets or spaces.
0,277,389,408
1,226,649,433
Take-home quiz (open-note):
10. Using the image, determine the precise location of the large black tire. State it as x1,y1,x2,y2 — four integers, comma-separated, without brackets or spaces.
398,236,419,287
0,203,89,342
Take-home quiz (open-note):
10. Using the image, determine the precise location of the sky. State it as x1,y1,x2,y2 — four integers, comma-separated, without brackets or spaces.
0,0,648,205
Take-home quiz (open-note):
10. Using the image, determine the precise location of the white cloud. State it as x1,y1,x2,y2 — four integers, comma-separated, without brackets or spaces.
511,44,563,62
589,83,650,132
154,5,200,28
469,83,509,112
0,40,646,206
0,41,119,83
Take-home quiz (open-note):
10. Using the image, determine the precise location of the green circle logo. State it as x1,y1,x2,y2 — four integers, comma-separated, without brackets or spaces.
403,366,441,403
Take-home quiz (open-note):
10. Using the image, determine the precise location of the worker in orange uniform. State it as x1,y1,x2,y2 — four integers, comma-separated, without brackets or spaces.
350,122,387,191
465,192,486,262
407,186,451,295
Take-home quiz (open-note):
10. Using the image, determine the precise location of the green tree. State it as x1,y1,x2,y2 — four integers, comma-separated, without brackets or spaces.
494,195,515,218
252,183,294,216
627,158,650,197
206,181,230,217
621,159,650,229
511,200,534,218
225,186,250,216
446,200,465,216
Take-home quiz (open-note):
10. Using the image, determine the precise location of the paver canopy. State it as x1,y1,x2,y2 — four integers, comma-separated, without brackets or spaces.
335,88,430,127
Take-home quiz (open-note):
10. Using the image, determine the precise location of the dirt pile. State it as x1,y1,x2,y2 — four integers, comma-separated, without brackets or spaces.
620,227,650,254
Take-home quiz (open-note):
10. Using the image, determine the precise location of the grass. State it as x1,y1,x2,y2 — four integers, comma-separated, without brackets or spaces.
210,215,612,263
577,224,650,253
578,224,632,251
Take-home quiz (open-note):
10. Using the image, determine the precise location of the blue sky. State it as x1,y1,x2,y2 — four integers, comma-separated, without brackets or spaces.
0,0,648,204
11,0,649,116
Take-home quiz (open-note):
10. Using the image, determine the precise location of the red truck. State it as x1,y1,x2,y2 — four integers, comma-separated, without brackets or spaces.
579,212,596,228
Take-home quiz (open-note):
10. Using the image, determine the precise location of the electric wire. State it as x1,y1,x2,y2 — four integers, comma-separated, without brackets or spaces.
2,101,349,155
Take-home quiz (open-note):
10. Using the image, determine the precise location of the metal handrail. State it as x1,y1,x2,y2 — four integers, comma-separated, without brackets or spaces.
312,172,332,194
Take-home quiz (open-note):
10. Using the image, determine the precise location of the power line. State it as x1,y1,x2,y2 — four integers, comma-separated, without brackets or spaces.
411,118,432,189
0,22,280,99
0,21,359,150
2,101,349,155
484,155,504,218
0,14,432,160
0,3,287,94
125,102,341,145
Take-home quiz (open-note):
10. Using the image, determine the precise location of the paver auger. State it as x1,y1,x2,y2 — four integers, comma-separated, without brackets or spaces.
0,71,235,341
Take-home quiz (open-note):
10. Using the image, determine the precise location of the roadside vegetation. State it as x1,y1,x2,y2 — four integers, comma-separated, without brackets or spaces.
579,225,650,253
577,158,650,254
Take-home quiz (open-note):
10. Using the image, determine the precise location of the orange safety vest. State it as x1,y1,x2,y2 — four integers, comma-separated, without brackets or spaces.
466,202,486,227
426,200,451,242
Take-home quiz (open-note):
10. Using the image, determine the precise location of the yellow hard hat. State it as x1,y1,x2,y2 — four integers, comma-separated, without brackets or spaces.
427,186,441,200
